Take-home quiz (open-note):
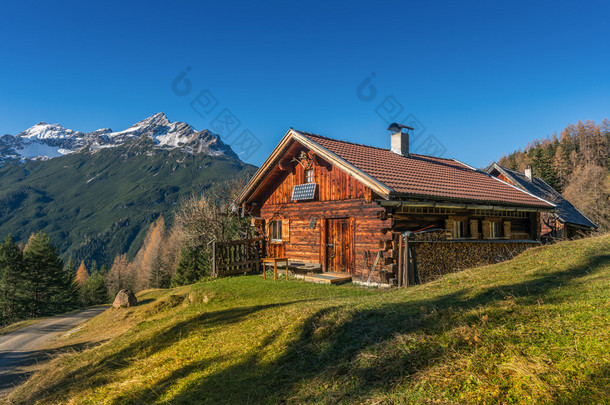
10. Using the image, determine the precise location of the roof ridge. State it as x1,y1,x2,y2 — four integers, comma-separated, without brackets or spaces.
294,129,456,162
499,164,562,195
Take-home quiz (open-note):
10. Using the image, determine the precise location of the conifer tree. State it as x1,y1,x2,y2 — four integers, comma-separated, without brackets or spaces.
59,257,79,312
23,231,65,316
0,235,27,323
171,246,207,286
81,265,108,306
149,254,170,289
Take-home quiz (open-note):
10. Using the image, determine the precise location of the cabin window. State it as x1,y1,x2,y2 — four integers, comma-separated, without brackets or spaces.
270,220,282,242
489,221,499,238
453,220,466,238
304,168,314,184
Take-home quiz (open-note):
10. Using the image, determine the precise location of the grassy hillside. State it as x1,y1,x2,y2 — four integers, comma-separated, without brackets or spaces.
7,235,609,404
0,140,256,265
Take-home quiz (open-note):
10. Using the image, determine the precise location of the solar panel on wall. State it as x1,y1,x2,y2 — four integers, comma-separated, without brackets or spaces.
292,183,316,201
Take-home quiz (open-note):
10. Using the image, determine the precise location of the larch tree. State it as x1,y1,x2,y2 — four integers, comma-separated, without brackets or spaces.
552,144,571,190
131,216,166,292
106,254,132,298
159,222,183,279
563,164,610,230
75,260,89,288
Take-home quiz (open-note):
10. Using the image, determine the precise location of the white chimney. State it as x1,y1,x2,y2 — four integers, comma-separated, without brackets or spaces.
525,164,533,182
388,122,413,157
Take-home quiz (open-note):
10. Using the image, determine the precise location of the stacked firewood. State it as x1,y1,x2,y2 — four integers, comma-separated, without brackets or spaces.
411,230,450,241
412,242,530,283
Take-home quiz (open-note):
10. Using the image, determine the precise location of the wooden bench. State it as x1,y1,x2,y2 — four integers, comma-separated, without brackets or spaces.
261,257,289,281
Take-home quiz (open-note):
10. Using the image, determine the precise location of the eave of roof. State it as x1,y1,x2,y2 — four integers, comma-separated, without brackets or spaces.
238,129,556,210
237,129,393,205
487,163,597,229
298,131,554,209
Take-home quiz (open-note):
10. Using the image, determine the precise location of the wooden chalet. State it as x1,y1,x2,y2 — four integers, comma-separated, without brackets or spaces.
237,125,556,286
487,163,597,240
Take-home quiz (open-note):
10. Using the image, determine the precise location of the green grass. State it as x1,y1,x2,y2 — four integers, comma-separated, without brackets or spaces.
6,235,610,404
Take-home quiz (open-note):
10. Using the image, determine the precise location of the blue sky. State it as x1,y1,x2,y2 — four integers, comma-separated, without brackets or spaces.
1,0,609,167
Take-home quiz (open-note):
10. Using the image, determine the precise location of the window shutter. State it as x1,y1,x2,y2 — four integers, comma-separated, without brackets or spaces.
282,219,290,242
481,220,491,239
503,221,511,239
469,220,479,239
265,220,271,240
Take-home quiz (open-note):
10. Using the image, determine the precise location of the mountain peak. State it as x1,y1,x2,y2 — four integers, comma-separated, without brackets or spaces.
1,113,239,162
18,122,76,140
133,112,170,128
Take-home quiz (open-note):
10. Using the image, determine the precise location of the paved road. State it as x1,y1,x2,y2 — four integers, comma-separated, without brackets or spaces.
0,306,108,396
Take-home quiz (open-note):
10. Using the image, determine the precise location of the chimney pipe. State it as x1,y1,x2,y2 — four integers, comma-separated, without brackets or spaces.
388,122,414,157
525,164,533,182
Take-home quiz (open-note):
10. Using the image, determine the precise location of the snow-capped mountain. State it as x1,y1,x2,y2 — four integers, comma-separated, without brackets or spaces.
0,113,238,162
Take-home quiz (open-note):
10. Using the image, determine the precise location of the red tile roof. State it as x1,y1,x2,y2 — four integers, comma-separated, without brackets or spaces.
297,131,553,208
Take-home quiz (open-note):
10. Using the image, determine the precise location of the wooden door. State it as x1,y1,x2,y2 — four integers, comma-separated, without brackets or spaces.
325,218,354,273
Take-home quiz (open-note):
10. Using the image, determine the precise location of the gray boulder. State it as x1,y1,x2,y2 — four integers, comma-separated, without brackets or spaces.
113,289,138,308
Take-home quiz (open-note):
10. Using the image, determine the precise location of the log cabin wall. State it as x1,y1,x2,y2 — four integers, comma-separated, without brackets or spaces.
253,151,387,280
260,200,385,279
246,144,545,284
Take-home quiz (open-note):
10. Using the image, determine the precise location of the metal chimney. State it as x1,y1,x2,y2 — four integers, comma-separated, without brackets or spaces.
388,122,414,157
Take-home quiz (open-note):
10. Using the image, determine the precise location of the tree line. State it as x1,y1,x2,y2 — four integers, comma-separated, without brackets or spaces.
105,177,248,296
0,178,248,325
0,232,76,325
0,230,114,325
498,119,610,231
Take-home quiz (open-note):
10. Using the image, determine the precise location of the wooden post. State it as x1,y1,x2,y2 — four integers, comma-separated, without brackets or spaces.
404,236,410,287
320,218,327,272
397,234,403,287
274,260,278,281
211,240,217,277
255,240,261,276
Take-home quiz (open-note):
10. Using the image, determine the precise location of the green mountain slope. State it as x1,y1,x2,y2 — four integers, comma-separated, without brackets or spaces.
0,138,256,266
7,235,609,404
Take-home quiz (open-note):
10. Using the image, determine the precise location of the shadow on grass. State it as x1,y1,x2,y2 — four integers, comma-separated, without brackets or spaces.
13,250,610,404
10,300,310,404
132,252,610,404
136,298,156,306
0,340,106,396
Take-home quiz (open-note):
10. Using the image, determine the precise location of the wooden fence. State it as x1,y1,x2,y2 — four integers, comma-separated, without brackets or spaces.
210,238,264,277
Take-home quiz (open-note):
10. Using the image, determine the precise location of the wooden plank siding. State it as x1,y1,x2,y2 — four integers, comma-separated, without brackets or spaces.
262,158,370,205
251,149,387,280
